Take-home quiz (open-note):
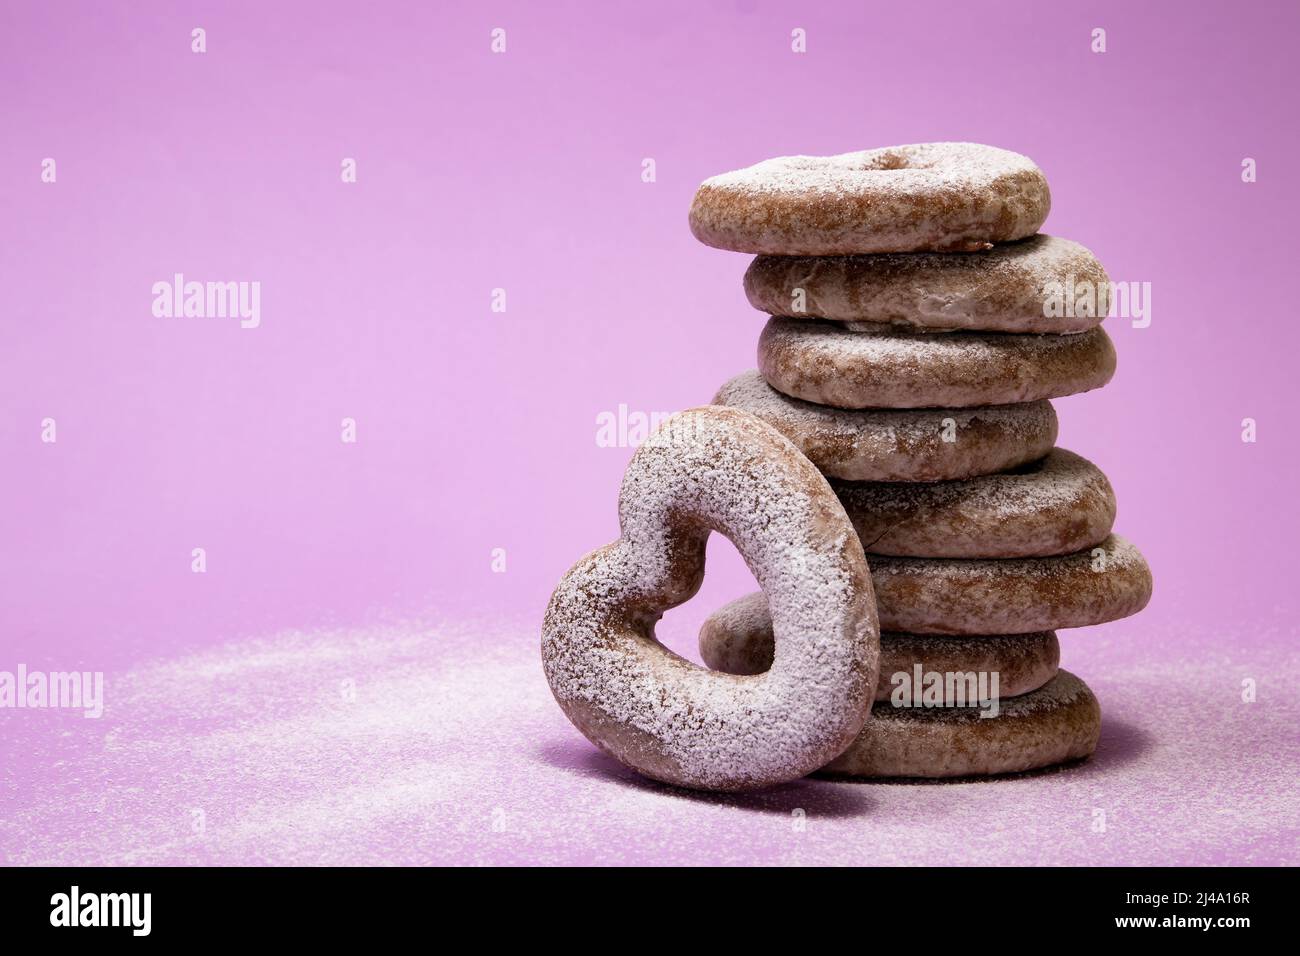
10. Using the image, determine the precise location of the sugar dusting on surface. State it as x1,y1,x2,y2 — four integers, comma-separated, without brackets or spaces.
1,611,1295,865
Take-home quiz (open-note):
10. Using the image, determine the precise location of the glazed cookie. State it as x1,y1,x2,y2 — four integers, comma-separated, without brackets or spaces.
836,448,1116,558
820,670,1101,779
759,317,1116,409
713,370,1058,482
870,534,1153,635
541,406,879,792
699,591,1059,702
689,143,1051,255
743,235,1110,334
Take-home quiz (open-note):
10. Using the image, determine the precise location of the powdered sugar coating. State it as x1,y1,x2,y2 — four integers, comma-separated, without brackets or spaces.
836,448,1116,557
714,370,1057,481
689,143,1051,255
699,590,1059,702
760,317,1117,409
870,534,1153,634
541,405,879,791
820,670,1101,779
744,235,1110,333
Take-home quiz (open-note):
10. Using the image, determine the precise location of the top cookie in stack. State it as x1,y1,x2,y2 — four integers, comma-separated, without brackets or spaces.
691,143,1051,256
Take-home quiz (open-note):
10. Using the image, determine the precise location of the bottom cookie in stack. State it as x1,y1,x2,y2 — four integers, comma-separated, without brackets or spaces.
696,448,1152,780
824,672,1101,779
699,598,1096,779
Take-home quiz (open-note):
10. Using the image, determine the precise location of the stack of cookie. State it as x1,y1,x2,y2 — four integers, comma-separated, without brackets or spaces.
688,143,1153,779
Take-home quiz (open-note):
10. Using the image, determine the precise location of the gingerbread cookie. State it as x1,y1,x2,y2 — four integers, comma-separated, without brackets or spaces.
819,670,1101,779
699,591,1059,702
707,538,1149,637
713,370,1058,482
743,234,1109,334
542,406,879,791
870,534,1153,635
835,448,1116,558
759,317,1116,409
690,143,1051,255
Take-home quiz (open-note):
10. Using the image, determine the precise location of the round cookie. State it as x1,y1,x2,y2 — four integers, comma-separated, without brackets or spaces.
819,670,1101,779
713,370,1058,482
743,234,1110,334
689,143,1050,255
699,591,1059,702
870,533,1152,635
542,406,879,792
835,448,1116,558
759,316,1117,409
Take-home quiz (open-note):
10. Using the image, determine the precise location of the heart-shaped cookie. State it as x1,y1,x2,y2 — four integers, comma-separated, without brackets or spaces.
542,406,879,791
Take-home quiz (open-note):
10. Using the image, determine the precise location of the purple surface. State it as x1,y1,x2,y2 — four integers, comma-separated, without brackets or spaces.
2,0,1298,864
3,612,1297,865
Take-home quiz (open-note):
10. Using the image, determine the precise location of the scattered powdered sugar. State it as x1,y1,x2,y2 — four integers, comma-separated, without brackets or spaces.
1,617,552,865
2,612,1295,864
541,406,878,790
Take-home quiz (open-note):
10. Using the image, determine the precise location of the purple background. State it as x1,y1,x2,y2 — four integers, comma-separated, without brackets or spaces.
2,0,1297,865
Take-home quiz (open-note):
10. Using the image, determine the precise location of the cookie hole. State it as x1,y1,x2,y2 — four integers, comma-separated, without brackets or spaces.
653,534,756,667
867,151,912,171
864,151,933,172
